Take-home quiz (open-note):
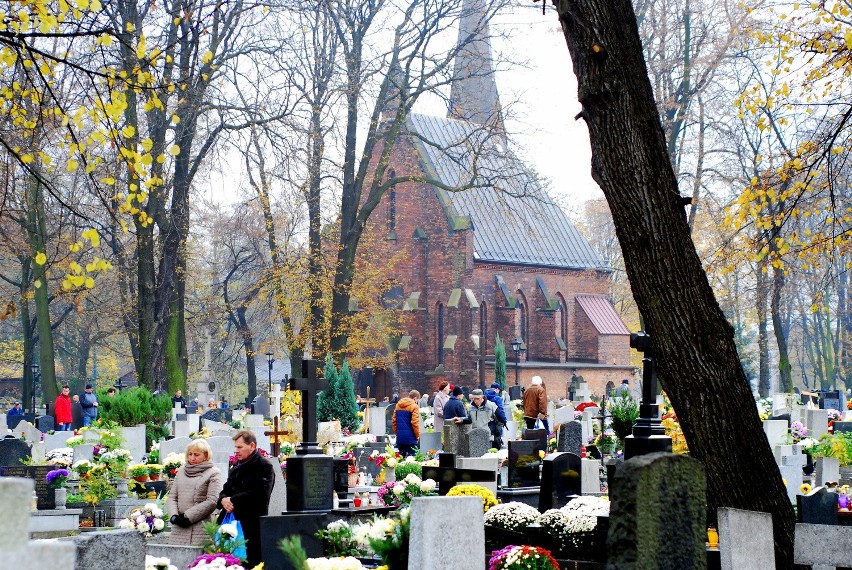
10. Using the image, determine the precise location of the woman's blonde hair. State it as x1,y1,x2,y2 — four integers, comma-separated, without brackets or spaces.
185,438,212,461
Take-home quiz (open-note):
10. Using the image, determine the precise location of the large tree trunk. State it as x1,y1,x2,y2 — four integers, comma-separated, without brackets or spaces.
757,266,771,396
554,1,795,566
771,265,793,392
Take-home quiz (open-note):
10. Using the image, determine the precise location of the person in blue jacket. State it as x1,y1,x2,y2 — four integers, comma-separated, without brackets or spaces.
485,383,508,448
443,386,468,423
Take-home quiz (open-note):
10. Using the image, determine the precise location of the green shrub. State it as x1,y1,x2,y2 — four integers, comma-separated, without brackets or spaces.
609,395,639,442
394,460,422,480
98,387,171,449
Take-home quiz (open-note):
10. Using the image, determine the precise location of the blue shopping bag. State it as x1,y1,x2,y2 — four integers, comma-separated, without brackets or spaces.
218,512,248,562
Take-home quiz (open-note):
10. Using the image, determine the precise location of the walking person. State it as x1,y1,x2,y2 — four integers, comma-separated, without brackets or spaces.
484,383,509,448
523,376,549,434
54,385,73,431
217,430,274,568
79,384,99,427
393,390,421,457
168,439,224,545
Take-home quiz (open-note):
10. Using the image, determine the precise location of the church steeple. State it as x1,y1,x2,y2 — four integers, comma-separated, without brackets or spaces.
448,0,504,134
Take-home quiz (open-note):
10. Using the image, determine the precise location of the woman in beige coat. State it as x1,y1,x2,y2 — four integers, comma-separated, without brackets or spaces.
167,439,224,545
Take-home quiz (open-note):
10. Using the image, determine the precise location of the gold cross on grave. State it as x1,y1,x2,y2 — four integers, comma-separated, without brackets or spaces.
361,385,377,432
263,416,289,457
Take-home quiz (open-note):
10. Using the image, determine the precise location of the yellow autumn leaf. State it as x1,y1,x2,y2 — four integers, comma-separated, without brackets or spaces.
34,252,47,265
121,124,136,138
85,277,95,289
82,228,100,247
34,279,42,289
66,158,79,172
168,145,180,156
69,242,82,253
201,50,213,64
100,176,115,185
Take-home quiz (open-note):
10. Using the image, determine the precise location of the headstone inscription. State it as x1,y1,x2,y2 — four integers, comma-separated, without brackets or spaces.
0,464,55,509
820,390,842,412
200,408,232,424
507,439,542,488
539,452,581,511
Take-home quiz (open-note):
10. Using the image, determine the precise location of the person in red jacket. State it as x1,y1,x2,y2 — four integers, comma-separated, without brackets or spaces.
54,385,73,431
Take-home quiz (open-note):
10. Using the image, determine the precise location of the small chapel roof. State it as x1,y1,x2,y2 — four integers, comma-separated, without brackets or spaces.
406,112,609,271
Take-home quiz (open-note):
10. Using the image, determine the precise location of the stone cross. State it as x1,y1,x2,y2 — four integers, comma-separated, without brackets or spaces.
270,383,284,420
361,385,377,432
264,416,289,457
288,357,328,450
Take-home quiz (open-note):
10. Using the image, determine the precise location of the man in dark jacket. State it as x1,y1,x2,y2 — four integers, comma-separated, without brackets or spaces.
485,383,508,448
217,430,274,568
392,390,421,457
443,386,468,423
79,384,99,427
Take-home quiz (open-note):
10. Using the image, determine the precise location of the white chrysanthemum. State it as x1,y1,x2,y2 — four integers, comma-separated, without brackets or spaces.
219,522,238,537
152,507,164,518
404,473,421,485
153,518,165,531
118,518,135,529
419,479,436,492
385,458,397,468
327,519,349,532
137,522,150,533
135,515,147,524
392,483,406,496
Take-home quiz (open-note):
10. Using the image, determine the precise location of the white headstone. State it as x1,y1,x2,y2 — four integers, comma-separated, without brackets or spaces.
119,424,147,463
718,507,775,570
267,456,286,515
805,409,829,440
14,420,41,444
43,432,71,452
778,462,802,502
772,394,792,415
201,419,236,436
762,420,788,449
1,478,76,568
574,383,592,403
173,420,191,439
206,435,235,472
243,414,265,429
187,413,201,434
0,413,7,433
815,456,841,486
408,496,484,570
368,407,386,436
72,443,96,464
581,458,601,494
270,384,284,420
554,404,574,426
158,436,193,463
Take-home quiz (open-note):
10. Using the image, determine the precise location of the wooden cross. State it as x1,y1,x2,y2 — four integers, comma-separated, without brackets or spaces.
264,415,290,457
288,357,328,450
361,385,377,432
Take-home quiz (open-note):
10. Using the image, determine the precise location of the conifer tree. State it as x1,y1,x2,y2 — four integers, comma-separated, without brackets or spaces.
494,333,507,391
317,354,338,422
336,361,360,432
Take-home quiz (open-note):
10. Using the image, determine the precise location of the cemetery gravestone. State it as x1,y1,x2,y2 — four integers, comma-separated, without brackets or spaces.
43,431,70,452
7,413,25,430
607,452,706,569
832,421,852,434
368,406,386,436
252,396,270,419
557,420,583,455
762,420,788,449
158,436,193,463
207,436,237,471
16,421,42,445
353,447,382,479
523,427,547,451
456,456,499,495
462,427,491,458
0,437,32,466
816,456,841,487
267,456,287,515
797,486,839,525
187,401,199,415
408,496,484,570
794,523,852,569
72,443,96,464
173,419,191,439
820,390,842,412
508,439,542,488
778,461,803,502
581,458,602,494
717,507,775,570
119,425,147,463
419,430,441,453
385,405,395,434
286,455,333,511
442,423,470,455
554,404,574,427
539,452,581,511
36,414,55,433
0,464,55,509
805,408,829,439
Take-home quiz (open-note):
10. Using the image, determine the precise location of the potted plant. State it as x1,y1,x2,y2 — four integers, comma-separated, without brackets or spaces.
46,468,70,509
162,452,185,478
147,464,163,480
128,464,150,482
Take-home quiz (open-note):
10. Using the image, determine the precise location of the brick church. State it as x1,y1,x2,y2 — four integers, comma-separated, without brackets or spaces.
357,2,633,400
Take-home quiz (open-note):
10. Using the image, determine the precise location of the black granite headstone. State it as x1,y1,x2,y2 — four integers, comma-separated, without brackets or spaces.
7,414,27,430
286,453,333,511
539,452,581,512
508,439,542,488
385,405,395,434
332,457,349,495
352,447,382,478
37,414,55,432
0,437,31,466
797,487,839,525
422,452,496,495
833,422,852,434
767,413,791,426
820,390,842,412
523,427,548,451
187,402,199,415
0,464,55,509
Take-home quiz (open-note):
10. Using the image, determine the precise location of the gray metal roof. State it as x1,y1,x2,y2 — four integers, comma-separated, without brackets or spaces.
406,113,609,271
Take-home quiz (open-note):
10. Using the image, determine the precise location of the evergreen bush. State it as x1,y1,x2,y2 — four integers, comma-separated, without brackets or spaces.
336,361,360,432
494,333,506,391
317,354,338,423
98,387,171,449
